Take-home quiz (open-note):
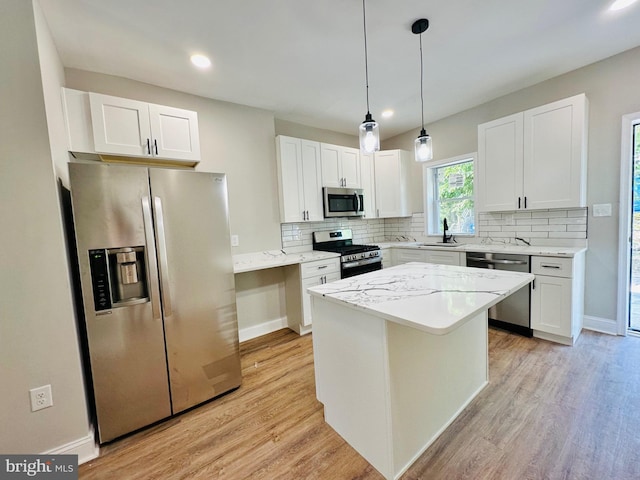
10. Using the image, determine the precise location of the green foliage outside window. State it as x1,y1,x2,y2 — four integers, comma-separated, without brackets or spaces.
434,160,475,234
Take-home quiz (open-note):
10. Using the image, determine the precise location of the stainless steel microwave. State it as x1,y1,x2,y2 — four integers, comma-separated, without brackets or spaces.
323,187,364,218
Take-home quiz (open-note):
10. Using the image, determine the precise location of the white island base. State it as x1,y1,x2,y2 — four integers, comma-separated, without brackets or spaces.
309,263,533,480
312,298,488,480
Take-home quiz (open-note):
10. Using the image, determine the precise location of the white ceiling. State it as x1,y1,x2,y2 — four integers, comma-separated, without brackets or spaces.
38,0,640,140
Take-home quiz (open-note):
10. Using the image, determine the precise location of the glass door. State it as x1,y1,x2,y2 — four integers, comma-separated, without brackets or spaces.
630,123,640,331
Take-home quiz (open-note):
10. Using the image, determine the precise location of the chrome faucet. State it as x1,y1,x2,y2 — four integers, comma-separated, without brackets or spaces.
442,218,453,243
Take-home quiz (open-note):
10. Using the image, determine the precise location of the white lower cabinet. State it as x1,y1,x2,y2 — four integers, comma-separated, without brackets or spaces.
530,253,585,345
285,257,340,335
423,250,463,266
391,248,463,267
392,248,425,266
380,248,392,268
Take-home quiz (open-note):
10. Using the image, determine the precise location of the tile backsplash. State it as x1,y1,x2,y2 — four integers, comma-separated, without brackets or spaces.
281,218,386,253
476,208,587,240
281,208,588,252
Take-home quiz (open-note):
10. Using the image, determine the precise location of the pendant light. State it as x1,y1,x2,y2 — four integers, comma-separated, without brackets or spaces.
359,0,380,154
412,18,433,162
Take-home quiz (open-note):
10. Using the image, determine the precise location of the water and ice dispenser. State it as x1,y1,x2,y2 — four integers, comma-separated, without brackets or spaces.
88,247,149,312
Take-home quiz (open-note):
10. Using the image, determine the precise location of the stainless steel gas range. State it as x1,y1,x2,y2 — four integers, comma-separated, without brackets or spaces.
312,229,381,278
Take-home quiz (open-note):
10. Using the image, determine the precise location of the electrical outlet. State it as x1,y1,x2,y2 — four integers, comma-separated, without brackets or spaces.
29,385,53,412
231,235,239,247
593,203,612,217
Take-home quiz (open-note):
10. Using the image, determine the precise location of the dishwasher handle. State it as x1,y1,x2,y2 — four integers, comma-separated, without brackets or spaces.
467,257,528,265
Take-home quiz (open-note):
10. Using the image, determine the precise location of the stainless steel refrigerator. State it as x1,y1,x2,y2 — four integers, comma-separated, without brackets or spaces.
68,162,241,443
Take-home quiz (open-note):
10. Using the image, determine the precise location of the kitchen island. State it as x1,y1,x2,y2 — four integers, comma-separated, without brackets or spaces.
308,262,534,480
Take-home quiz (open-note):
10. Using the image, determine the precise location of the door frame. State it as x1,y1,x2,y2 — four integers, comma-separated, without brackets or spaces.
617,111,640,335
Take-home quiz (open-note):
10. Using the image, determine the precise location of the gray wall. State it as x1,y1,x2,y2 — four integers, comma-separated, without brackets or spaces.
385,46,640,323
0,0,90,454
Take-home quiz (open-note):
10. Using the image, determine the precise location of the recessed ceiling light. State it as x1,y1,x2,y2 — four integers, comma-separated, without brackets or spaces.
381,110,394,118
190,54,211,69
610,0,637,10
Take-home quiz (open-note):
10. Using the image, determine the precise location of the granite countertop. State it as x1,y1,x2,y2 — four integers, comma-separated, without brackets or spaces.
376,241,586,257
307,262,534,335
233,250,340,274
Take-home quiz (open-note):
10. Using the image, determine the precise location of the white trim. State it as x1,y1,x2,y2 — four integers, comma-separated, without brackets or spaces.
42,428,99,465
422,152,477,236
583,315,618,336
239,316,288,342
617,112,640,336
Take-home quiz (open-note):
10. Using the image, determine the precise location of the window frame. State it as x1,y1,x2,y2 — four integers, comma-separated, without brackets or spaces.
422,152,478,237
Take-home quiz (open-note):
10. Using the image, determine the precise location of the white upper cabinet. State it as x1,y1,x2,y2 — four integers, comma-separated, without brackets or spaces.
477,94,588,212
89,94,151,157
523,95,587,210
147,104,200,162
477,113,523,212
63,89,201,165
320,143,361,188
276,136,323,223
359,152,377,218
374,150,411,218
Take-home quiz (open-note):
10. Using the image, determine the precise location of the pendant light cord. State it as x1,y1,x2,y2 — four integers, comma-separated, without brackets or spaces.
419,31,425,130
363,0,371,114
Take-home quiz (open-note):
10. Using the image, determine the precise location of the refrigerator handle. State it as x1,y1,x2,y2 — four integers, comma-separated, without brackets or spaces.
141,196,162,320
153,196,173,317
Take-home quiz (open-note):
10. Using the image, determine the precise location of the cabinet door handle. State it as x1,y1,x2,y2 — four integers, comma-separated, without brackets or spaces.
318,265,328,269
532,278,535,290
518,197,521,209
540,264,561,269
306,210,309,220
146,138,151,155
154,139,158,155
524,196,527,209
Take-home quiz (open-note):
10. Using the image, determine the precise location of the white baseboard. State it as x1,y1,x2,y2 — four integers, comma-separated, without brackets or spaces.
43,428,99,465
239,317,288,342
583,315,618,335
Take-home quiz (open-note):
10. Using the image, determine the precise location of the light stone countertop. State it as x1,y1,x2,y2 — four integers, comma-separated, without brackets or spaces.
307,262,534,335
375,241,586,257
233,250,340,274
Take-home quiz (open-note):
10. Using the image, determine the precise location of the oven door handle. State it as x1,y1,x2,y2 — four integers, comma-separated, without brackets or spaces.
342,257,382,269
467,257,528,265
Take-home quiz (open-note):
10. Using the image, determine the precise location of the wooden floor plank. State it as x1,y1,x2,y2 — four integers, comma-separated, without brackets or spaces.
79,328,640,479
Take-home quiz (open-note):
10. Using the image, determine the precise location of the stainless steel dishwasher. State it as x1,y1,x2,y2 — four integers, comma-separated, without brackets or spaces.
466,252,532,337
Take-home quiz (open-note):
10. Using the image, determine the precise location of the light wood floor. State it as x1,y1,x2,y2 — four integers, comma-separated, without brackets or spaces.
79,328,640,479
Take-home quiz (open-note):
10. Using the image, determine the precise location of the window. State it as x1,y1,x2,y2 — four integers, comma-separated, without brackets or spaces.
423,153,476,236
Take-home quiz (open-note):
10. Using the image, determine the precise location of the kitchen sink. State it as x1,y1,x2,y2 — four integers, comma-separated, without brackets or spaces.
418,242,461,248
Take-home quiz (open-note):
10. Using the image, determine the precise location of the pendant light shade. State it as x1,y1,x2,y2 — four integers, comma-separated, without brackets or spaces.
360,112,380,153
412,18,432,162
359,0,380,154
415,128,432,162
